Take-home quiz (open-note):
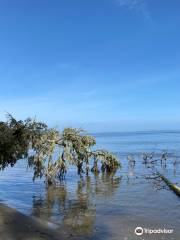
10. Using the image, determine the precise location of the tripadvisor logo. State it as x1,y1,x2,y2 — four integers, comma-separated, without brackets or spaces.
135,226,174,236
135,227,143,236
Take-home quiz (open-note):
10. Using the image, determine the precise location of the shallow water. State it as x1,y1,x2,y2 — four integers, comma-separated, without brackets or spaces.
0,131,180,239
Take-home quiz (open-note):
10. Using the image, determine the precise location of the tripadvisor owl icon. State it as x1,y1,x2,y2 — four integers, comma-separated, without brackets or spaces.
135,227,143,236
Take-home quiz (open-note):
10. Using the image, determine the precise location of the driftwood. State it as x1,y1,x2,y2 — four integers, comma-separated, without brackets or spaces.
157,172,180,197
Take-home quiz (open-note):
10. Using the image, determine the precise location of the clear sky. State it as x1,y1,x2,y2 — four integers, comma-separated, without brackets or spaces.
0,0,180,131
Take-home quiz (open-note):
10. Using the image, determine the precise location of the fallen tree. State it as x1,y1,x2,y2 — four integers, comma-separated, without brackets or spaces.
157,172,180,197
0,114,120,185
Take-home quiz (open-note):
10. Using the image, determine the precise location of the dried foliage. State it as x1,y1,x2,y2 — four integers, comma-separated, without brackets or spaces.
0,114,120,184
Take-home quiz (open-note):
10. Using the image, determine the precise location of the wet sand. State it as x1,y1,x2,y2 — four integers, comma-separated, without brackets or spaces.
0,203,69,240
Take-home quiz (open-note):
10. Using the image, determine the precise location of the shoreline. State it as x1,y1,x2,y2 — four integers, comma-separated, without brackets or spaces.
0,203,69,240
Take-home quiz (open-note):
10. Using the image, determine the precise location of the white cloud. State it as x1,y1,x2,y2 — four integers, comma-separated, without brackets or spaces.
115,0,151,20
0,87,105,124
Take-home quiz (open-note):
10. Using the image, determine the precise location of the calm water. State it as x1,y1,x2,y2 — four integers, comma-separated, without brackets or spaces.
0,131,180,240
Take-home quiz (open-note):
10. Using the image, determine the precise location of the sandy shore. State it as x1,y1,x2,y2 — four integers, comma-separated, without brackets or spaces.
0,203,70,240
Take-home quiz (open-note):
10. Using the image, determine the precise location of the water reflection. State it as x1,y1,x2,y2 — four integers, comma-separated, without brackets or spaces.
31,173,122,236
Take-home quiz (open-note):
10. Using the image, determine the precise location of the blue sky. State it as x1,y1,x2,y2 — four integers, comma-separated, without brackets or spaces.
0,0,180,131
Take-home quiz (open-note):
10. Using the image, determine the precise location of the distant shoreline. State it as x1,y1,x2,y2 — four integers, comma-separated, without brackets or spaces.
91,129,180,135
